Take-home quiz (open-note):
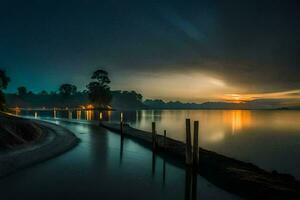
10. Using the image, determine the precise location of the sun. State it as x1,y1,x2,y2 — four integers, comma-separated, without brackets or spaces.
223,94,252,103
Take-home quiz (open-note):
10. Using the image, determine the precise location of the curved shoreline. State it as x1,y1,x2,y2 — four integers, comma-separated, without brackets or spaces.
0,117,79,177
100,121,300,199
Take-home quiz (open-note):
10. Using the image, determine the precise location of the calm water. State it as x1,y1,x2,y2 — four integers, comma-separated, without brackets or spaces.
20,109,300,179
0,119,239,200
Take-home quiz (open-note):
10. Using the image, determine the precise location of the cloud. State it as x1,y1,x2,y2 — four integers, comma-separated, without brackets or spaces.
1,0,300,102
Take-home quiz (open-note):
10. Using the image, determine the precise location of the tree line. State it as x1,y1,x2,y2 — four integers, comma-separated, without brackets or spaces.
0,69,144,110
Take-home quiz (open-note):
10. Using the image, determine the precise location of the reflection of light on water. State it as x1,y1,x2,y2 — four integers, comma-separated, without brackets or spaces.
120,112,123,122
68,111,72,119
15,107,21,115
223,110,252,134
207,131,225,142
53,109,57,118
107,110,112,120
86,110,93,120
77,110,81,120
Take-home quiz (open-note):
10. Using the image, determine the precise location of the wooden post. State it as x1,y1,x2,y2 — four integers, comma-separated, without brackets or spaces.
163,130,167,149
120,121,124,136
186,119,192,165
152,122,156,151
120,112,124,136
193,121,199,167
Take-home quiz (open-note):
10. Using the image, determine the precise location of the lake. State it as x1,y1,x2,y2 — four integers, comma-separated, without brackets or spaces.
19,109,300,179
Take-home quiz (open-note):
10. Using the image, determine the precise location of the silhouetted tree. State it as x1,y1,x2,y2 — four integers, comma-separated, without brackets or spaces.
59,84,77,97
0,70,10,110
40,90,48,95
87,69,112,108
91,69,111,86
17,86,27,96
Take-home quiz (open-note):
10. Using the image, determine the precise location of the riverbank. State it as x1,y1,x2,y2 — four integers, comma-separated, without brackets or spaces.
100,121,300,199
0,113,79,177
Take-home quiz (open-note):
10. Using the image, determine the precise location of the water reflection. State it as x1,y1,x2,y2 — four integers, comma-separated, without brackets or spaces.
19,109,300,144
53,109,57,118
162,158,166,187
223,110,252,134
86,110,93,121
76,110,81,120
68,111,72,119
152,152,156,177
185,166,198,200
119,136,124,166
18,109,300,179
15,108,21,116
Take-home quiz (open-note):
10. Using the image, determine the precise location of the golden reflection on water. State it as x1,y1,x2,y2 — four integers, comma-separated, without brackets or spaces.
77,110,81,120
15,108,21,116
223,110,252,134
107,110,112,121
43,109,300,145
133,110,255,144
86,110,93,121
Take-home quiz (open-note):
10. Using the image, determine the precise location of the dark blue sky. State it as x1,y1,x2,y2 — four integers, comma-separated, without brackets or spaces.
1,0,300,102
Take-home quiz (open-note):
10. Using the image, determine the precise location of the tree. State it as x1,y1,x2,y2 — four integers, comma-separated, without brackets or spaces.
91,69,111,87
87,69,112,108
40,90,48,95
0,70,10,110
59,84,77,97
17,86,27,96
0,70,10,90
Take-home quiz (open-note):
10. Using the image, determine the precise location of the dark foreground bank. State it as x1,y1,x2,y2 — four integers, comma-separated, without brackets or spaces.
0,113,79,177
100,121,300,199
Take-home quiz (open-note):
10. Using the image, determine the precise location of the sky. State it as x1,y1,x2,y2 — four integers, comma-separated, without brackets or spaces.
1,0,300,104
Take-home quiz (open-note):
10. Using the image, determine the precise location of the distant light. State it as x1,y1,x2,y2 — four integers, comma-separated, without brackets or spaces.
87,104,94,109
120,112,123,122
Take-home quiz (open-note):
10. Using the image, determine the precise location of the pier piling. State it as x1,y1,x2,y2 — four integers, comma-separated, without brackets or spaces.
186,119,192,165
152,122,157,151
193,121,199,167
120,112,124,137
120,121,124,136
163,130,167,149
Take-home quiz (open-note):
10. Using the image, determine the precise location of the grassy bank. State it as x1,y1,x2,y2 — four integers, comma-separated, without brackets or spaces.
0,113,42,149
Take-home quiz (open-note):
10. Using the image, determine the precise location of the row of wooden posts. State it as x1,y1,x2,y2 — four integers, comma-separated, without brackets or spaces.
119,112,199,167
